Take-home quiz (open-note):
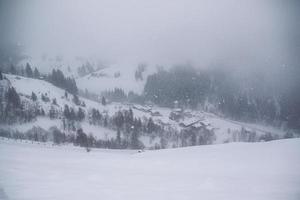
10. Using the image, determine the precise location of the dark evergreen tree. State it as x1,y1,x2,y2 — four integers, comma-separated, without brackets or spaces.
40,108,45,116
75,128,88,147
49,106,57,119
52,128,65,144
0,70,3,80
77,107,85,121
63,105,70,119
20,67,25,76
128,108,134,123
104,116,108,127
6,87,21,107
52,98,57,105
31,92,37,101
41,93,50,102
101,96,106,106
114,111,124,130
25,63,33,77
47,69,78,94
10,64,17,74
147,117,155,133
116,129,121,146
130,125,140,149
73,94,80,105
69,108,76,121
33,68,40,78
2,87,24,123
65,91,68,98
135,63,147,81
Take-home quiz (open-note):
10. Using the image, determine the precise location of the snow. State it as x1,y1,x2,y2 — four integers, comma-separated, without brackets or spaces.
80,122,117,140
76,63,156,94
5,74,104,114
20,55,88,77
2,74,290,148
0,117,62,132
0,138,300,200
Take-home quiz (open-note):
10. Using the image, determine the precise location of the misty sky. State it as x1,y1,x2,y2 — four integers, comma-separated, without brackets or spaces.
1,0,299,67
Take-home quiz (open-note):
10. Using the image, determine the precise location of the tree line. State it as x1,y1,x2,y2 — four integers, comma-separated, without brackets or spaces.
144,65,300,130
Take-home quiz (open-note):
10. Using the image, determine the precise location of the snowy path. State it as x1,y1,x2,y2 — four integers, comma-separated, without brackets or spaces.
0,139,300,200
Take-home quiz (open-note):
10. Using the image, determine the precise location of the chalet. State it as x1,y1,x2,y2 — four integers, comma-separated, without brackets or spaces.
169,108,183,121
133,105,152,113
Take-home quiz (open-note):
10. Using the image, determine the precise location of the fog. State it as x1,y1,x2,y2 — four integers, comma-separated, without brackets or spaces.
1,0,299,69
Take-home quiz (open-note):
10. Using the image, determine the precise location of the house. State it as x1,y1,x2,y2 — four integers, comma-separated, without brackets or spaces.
151,111,162,117
169,108,184,121
133,105,152,113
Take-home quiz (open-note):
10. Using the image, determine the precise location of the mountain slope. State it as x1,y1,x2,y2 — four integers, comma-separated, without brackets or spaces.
0,138,299,200
76,64,156,94
1,74,292,149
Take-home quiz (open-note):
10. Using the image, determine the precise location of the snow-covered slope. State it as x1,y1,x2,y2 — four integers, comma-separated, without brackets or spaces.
76,64,156,94
1,74,291,148
21,56,155,95
0,138,299,200
19,56,85,77
1,74,119,139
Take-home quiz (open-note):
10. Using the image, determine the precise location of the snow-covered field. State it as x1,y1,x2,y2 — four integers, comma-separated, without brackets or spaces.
1,138,300,200
76,63,156,94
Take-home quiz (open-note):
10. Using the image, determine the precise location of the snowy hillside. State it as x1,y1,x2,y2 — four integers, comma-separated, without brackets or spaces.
20,56,155,95
0,138,300,200
19,56,85,77
76,63,156,94
1,74,294,149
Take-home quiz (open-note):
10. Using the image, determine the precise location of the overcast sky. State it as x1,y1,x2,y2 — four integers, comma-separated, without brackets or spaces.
1,0,299,68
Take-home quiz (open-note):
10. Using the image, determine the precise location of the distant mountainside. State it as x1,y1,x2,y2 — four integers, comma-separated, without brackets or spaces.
19,56,156,95
76,63,156,95
1,73,296,150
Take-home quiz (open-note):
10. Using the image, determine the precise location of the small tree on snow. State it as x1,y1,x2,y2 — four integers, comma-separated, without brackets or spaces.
31,92,37,101
73,94,80,105
25,63,33,77
101,96,106,106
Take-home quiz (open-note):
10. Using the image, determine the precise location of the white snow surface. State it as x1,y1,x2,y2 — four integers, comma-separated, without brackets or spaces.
0,138,300,200
76,64,156,94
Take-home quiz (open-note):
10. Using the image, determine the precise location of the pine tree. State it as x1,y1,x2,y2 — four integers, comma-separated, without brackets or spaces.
6,87,21,107
49,106,57,119
104,116,108,127
65,91,68,99
40,108,45,116
10,64,17,75
53,128,64,144
31,92,37,101
116,129,121,146
0,70,3,80
101,96,106,106
131,125,140,149
20,67,25,76
73,94,80,105
129,108,134,123
25,63,33,77
69,108,76,120
77,107,85,121
147,117,155,133
52,98,57,105
34,68,40,78
41,93,50,102
64,105,70,119
76,128,88,147
115,111,124,129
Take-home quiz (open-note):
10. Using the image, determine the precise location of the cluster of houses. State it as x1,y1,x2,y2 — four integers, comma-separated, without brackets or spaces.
132,104,162,117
